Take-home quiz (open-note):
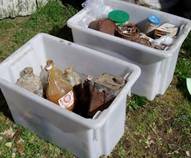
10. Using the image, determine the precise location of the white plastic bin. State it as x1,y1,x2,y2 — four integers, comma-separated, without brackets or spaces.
0,33,140,158
67,0,191,100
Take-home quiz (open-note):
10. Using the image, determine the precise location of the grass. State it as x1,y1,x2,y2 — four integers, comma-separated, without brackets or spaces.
0,0,191,157
0,0,76,60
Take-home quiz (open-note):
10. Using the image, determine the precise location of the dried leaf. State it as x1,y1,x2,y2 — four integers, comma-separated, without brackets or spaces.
13,129,22,141
145,135,154,149
186,151,190,157
5,142,12,148
1,128,15,139
16,139,25,156
12,153,16,158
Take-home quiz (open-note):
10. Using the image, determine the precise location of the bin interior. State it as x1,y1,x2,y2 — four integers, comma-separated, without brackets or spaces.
0,34,132,84
0,33,141,125
71,0,189,50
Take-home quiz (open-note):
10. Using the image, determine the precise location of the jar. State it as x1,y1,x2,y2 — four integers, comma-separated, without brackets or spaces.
144,15,160,34
108,10,129,26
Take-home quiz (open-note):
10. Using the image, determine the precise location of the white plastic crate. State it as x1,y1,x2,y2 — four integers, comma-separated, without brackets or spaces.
67,0,191,100
0,33,140,158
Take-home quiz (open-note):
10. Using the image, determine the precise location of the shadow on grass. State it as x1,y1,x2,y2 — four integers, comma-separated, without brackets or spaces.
50,25,73,41
61,0,84,10
176,78,191,101
160,0,191,19
0,89,13,121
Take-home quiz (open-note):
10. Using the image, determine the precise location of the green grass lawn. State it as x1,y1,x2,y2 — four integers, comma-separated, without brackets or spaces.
0,1,191,157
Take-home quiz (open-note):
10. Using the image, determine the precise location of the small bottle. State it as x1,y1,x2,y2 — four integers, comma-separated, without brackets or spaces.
62,66,81,87
144,15,160,34
46,61,74,111
16,67,43,97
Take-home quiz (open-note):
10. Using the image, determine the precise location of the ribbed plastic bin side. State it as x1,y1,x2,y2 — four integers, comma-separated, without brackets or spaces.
67,0,191,100
0,33,140,158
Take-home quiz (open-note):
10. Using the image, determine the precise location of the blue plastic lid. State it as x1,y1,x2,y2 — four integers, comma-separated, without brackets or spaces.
148,15,160,25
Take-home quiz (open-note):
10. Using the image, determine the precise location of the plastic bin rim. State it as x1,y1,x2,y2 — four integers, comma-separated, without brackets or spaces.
0,33,141,130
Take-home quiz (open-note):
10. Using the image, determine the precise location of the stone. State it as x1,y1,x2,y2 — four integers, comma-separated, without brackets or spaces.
0,0,49,19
